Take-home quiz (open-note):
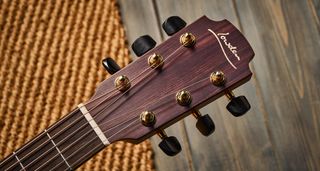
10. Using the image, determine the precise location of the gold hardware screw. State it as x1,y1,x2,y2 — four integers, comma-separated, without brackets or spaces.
176,90,192,106
114,75,131,91
140,111,156,127
148,53,164,69
180,33,196,47
210,71,226,86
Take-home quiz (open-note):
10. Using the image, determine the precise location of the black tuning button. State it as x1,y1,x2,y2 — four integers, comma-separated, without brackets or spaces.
157,130,181,156
131,35,156,57
102,57,120,75
162,16,186,36
226,95,251,117
159,136,181,156
192,111,215,136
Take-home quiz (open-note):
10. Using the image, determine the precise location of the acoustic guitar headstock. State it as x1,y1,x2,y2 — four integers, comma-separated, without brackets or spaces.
85,16,254,156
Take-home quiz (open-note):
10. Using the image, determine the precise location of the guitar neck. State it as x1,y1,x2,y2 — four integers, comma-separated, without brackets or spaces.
0,107,106,171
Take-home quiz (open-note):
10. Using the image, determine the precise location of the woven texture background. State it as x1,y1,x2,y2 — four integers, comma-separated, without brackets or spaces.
0,0,154,170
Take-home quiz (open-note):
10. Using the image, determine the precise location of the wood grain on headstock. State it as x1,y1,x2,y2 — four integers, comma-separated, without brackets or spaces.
85,16,254,143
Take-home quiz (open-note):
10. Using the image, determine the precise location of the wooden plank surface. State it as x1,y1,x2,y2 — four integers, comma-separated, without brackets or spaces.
235,0,320,170
118,0,320,170
118,1,193,171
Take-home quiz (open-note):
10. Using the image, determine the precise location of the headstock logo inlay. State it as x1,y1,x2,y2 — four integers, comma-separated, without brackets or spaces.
208,29,240,69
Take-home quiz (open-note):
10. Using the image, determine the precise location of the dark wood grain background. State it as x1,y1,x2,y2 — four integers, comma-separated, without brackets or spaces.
117,0,320,171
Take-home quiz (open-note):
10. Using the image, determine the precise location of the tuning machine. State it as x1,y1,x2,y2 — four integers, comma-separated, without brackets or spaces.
210,71,251,116
139,111,181,156
157,130,181,156
225,91,250,117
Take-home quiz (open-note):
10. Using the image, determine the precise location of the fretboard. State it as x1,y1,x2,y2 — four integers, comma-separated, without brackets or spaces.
0,107,106,171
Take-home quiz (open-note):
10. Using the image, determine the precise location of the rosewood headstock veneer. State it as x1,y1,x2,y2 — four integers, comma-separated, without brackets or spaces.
0,16,254,170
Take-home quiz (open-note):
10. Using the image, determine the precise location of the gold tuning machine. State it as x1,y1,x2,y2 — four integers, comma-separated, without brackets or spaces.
180,33,196,47
114,75,131,92
176,90,192,106
140,111,156,127
210,71,251,117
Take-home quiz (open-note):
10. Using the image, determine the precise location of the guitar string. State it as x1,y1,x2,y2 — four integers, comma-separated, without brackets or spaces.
3,63,152,169
89,46,184,124
10,68,154,171
23,48,184,170
22,102,146,170
40,73,212,171
3,65,152,171
51,95,174,170
42,111,147,171
10,39,206,170
29,34,223,170
7,46,185,171
49,116,140,171
12,46,178,166
60,75,211,171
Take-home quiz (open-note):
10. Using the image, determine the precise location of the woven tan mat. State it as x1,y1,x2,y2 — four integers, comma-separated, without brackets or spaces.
0,0,154,170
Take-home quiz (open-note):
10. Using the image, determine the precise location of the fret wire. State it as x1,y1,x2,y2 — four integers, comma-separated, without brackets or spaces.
44,129,72,170
33,128,96,171
18,112,85,164
22,119,92,170
2,113,85,171
13,152,25,171
4,109,80,167
62,138,102,171
49,133,101,170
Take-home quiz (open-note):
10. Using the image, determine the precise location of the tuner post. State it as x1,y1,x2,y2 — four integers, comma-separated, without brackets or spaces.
225,90,235,100
148,53,164,69
210,71,225,86
191,110,202,119
114,75,131,92
180,33,196,47
157,130,167,139
140,111,156,127
176,90,192,106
